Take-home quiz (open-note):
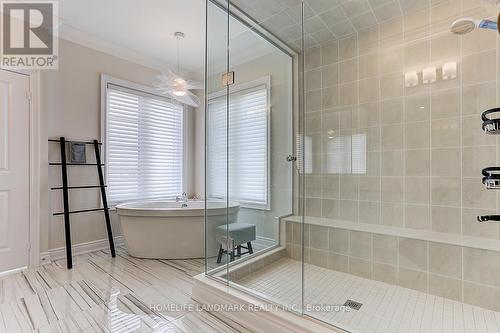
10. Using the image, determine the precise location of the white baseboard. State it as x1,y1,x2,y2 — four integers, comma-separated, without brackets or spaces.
40,236,124,263
0,266,28,278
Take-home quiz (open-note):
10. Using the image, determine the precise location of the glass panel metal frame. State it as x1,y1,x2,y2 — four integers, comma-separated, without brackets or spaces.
204,0,305,314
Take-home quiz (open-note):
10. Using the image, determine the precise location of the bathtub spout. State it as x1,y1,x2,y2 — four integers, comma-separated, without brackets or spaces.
176,192,188,203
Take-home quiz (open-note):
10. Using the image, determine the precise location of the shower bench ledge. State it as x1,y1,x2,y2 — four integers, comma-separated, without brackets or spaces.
283,215,500,253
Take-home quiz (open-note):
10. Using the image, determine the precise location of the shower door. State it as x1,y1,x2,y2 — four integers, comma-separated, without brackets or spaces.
205,0,304,313
205,0,230,279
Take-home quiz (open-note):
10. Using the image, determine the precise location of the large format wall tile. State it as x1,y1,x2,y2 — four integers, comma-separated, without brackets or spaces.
286,220,500,311
463,281,500,312
298,0,500,313
429,274,462,301
372,234,398,265
399,267,428,292
399,238,428,271
303,7,500,245
429,242,462,279
463,247,500,288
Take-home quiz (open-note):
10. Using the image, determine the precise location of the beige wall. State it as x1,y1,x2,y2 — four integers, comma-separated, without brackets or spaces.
42,39,195,252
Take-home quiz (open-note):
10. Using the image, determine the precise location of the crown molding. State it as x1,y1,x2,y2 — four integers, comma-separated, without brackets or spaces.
58,24,203,81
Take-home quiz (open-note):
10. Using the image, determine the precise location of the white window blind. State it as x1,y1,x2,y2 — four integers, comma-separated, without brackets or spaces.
207,83,269,209
105,83,184,204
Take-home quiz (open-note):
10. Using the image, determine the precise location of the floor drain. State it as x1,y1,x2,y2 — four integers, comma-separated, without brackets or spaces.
344,299,362,310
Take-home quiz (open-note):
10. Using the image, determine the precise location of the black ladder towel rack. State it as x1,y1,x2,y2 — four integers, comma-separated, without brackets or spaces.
49,137,115,269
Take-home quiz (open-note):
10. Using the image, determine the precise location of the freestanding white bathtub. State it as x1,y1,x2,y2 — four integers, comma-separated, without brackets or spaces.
116,200,240,259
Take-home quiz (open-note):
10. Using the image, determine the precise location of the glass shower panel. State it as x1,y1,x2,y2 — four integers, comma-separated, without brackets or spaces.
205,0,305,314
205,0,230,279
302,2,345,326
224,0,303,314
206,0,500,331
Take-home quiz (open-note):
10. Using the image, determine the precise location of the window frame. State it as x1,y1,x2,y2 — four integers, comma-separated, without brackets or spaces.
100,74,188,206
207,76,272,210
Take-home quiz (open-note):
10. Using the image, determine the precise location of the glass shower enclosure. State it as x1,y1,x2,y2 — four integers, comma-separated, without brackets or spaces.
206,0,500,332
204,0,302,310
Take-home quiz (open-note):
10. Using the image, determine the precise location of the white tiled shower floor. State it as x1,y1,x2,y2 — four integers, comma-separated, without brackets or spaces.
235,258,500,333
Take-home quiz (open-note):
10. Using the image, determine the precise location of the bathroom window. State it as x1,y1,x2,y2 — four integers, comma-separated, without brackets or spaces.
207,78,270,210
102,77,184,204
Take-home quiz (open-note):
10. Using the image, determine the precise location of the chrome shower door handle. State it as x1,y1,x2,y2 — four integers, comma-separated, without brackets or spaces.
286,155,297,162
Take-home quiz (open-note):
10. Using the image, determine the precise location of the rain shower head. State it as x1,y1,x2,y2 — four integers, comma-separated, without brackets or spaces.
450,18,478,34
451,16,499,34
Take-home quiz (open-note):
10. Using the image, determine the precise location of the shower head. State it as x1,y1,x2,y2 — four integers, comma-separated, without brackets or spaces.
450,18,478,34
451,17,499,34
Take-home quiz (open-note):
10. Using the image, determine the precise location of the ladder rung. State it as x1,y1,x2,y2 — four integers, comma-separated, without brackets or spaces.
53,208,110,216
49,139,102,145
51,185,107,190
51,137,115,269
49,163,104,166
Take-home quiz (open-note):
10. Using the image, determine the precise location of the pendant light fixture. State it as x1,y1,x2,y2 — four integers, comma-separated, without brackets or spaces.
154,31,203,107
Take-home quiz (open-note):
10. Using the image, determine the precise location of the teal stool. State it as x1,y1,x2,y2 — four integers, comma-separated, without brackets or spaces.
215,223,256,263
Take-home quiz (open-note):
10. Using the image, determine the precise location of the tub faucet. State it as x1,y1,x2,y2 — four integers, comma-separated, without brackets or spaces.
176,192,188,203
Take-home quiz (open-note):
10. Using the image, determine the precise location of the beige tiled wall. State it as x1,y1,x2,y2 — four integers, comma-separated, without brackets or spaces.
304,0,500,241
286,221,500,312
299,0,500,312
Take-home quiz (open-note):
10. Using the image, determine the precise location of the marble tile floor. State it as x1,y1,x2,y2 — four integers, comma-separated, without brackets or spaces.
235,258,500,333
0,247,252,333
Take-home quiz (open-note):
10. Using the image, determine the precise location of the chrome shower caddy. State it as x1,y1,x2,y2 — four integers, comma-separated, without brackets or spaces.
482,108,500,134
478,109,500,222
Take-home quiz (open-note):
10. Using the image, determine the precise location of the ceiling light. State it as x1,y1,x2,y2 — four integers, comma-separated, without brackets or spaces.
405,71,419,87
172,90,187,97
422,67,437,84
442,61,457,80
153,32,203,107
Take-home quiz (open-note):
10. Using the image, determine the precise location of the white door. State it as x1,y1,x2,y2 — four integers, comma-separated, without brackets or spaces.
0,70,30,273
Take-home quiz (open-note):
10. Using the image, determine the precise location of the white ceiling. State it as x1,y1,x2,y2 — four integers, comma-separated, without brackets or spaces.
231,0,498,50
58,0,281,80
52,0,500,77
58,0,206,79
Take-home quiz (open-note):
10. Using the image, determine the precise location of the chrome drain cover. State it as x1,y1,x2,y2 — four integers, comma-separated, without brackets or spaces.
344,299,362,310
